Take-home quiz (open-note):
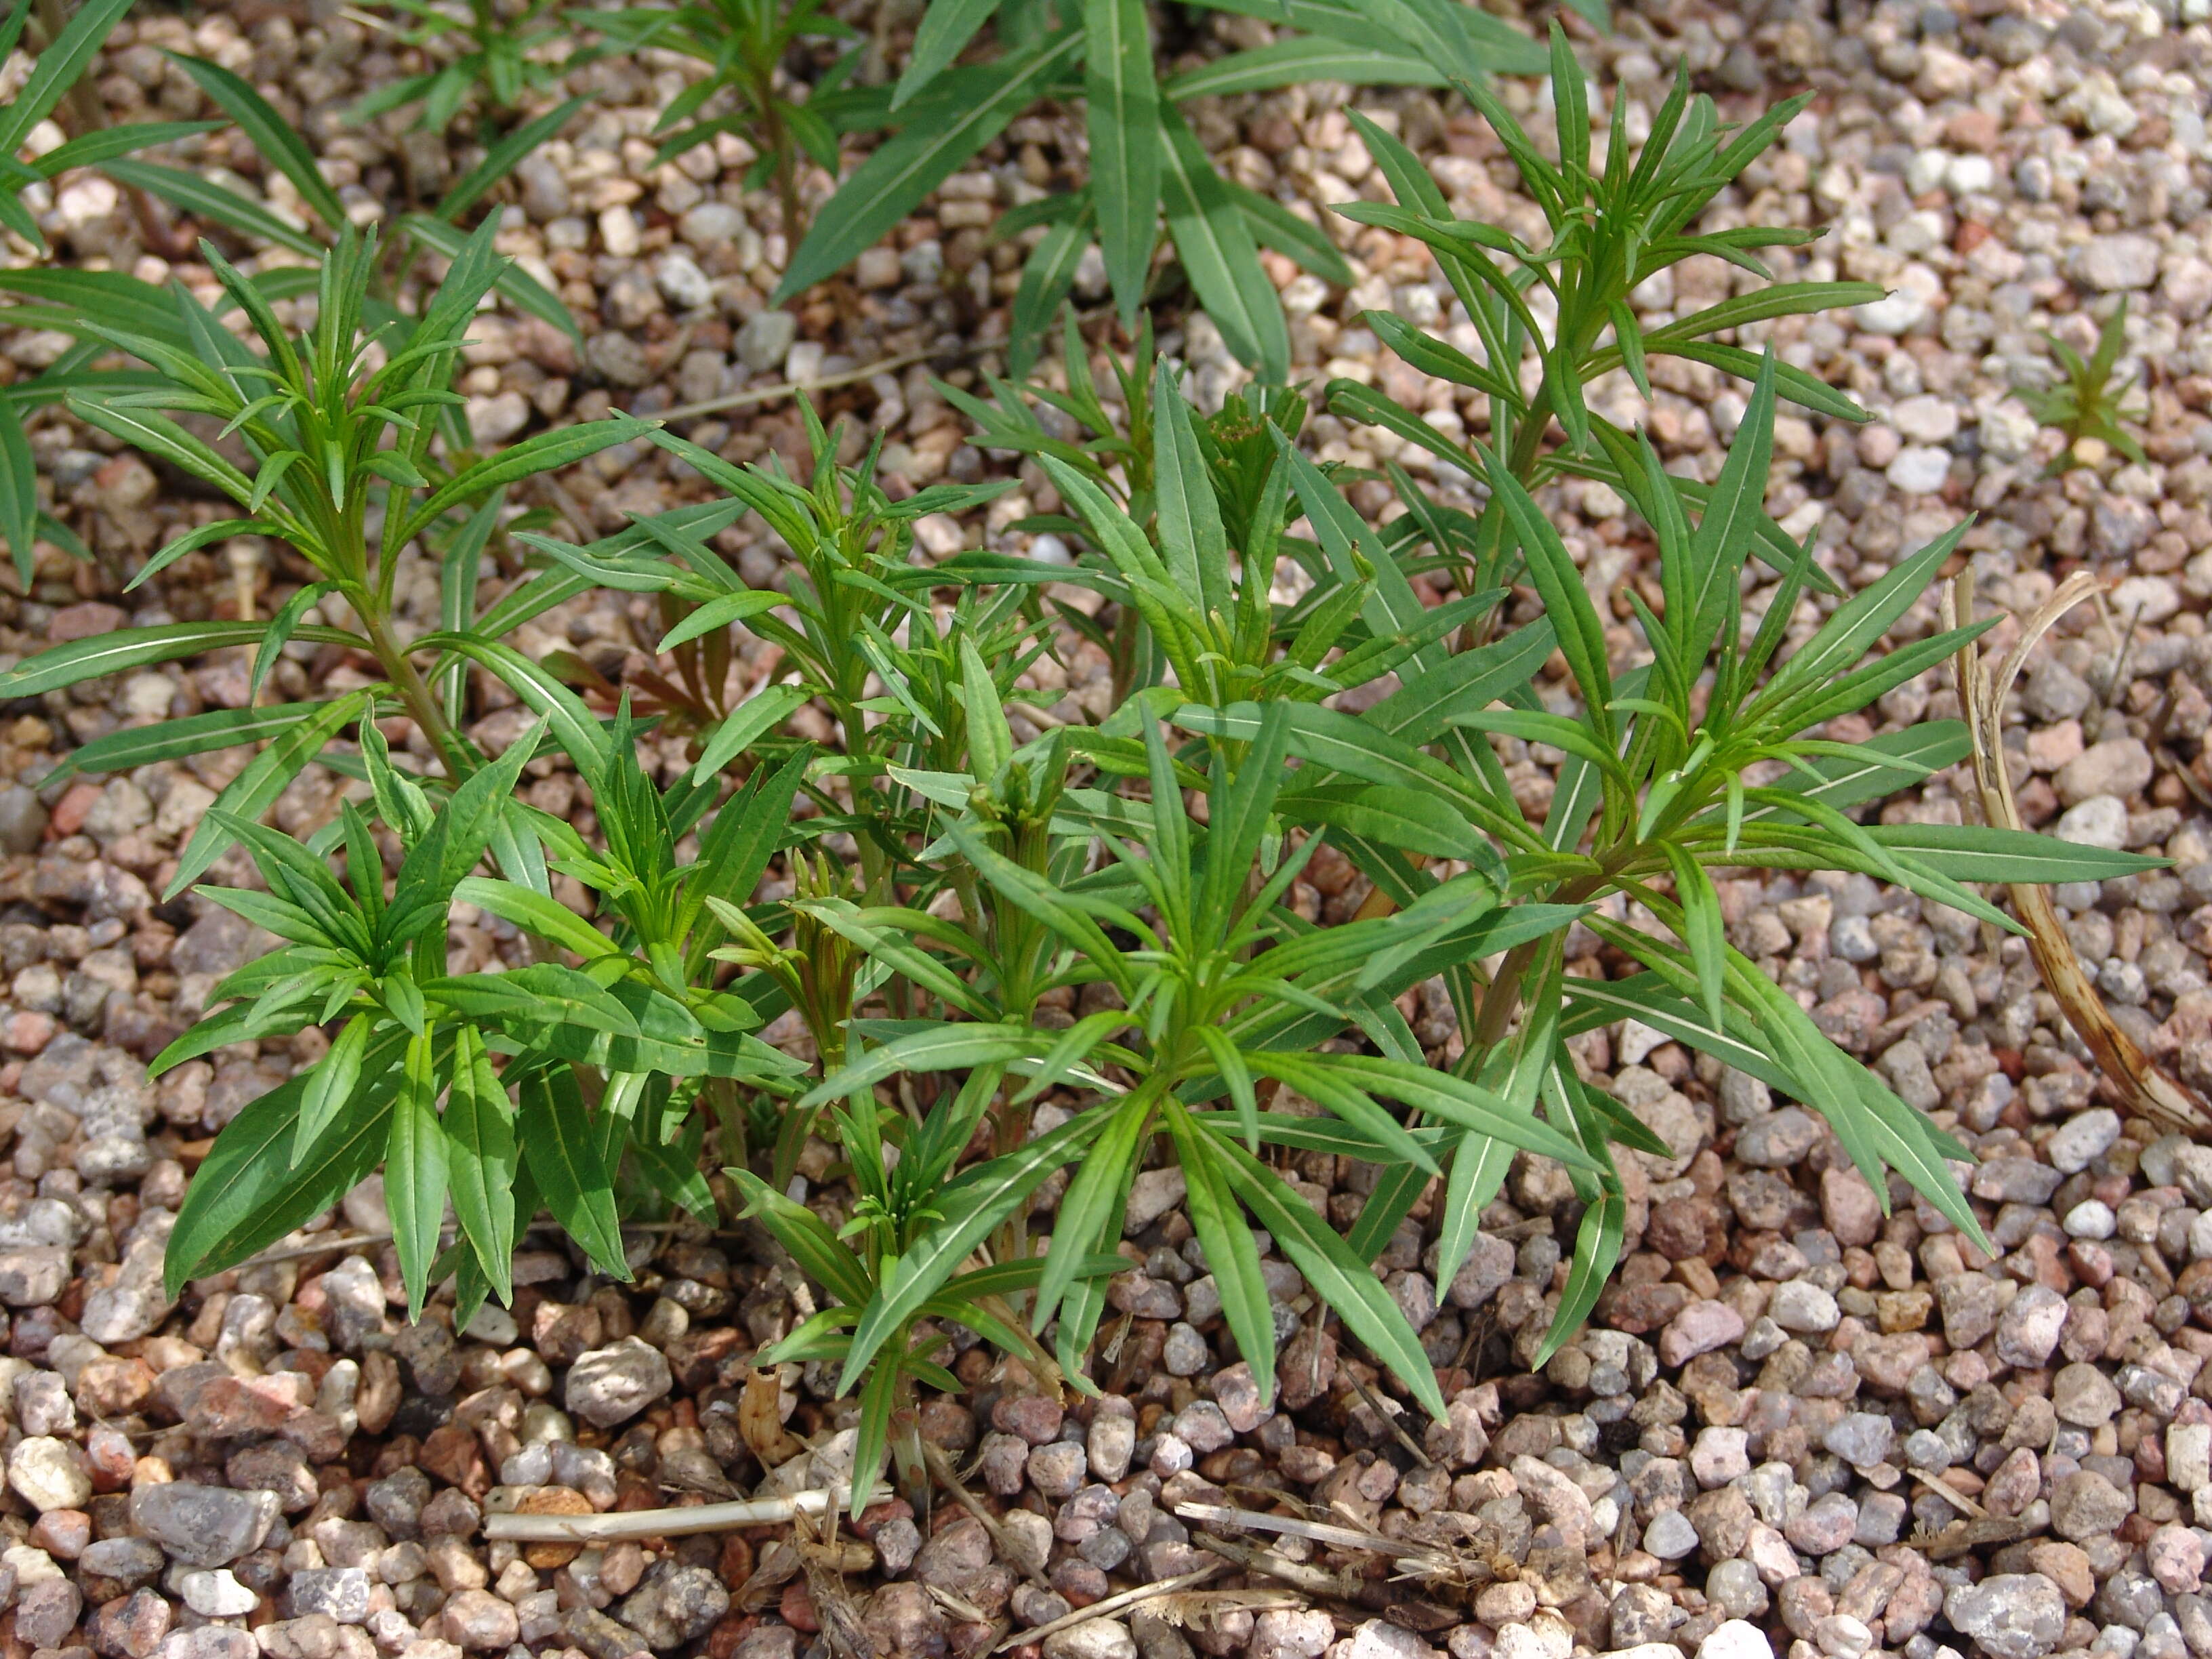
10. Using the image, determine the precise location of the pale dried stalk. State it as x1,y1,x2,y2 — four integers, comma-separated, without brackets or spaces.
990,1567,1236,1653
483,1484,888,1542
1176,1502,1410,1555
1945,569,2212,1136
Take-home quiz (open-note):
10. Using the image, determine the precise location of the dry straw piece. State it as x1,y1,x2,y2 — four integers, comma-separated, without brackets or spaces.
1945,567,2212,1136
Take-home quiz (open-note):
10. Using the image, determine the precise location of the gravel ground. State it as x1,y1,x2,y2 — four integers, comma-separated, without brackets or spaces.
0,7,2209,1659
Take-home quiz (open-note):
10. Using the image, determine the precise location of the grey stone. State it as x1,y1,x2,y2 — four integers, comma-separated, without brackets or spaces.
289,1568,371,1624
565,1337,672,1428
1944,1574,2067,1659
2075,234,2160,291
736,310,798,373
616,1563,729,1649
129,1481,281,1567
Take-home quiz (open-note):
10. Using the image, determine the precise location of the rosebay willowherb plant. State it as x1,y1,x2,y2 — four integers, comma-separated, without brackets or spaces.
0,34,2159,1519
0,0,222,586
1330,33,1887,602
350,0,600,133
577,0,865,250
781,0,1547,369
2021,298,2147,476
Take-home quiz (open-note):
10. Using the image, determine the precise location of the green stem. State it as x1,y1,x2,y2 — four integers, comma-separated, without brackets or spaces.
358,599,471,779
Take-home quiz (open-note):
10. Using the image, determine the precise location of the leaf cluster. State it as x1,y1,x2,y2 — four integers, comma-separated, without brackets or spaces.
2018,298,2148,476
352,0,602,131
777,0,1550,368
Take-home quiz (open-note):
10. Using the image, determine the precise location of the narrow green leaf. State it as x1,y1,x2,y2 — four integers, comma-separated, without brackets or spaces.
518,1066,630,1279
778,34,1080,302
1163,37,1443,98
432,96,590,224
165,1025,408,1297
1168,1103,1275,1404
1158,103,1287,382
0,398,36,590
1086,0,1159,323
104,160,323,257
1216,1135,1445,1419
1864,823,2165,884
895,0,1000,106
170,54,349,235
840,1100,1113,1389
443,1025,516,1303
1152,359,1231,621
386,1030,448,1319
293,1012,371,1166
169,693,367,899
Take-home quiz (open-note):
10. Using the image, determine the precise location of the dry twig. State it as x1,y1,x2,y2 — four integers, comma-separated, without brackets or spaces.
1945,569,2212,1134
484,1484,888,1542
991,1567,1236,1652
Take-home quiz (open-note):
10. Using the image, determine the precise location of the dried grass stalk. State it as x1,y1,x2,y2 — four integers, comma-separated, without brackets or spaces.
1944,568,2212,1136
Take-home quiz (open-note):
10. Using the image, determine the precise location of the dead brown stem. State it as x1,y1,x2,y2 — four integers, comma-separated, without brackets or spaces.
1945,568,2212,1136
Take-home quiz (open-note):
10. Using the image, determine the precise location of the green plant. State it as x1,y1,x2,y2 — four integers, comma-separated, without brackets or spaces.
1329,35,1888,605
736,1073,1127,1506
576,0,861,249
0,0,222,586
98,52,585,345
4,37,2155,1515
2020,298,2146,476
154,709,811,1322
3,214,645,863
781,0,1547,371
351,0,597,132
